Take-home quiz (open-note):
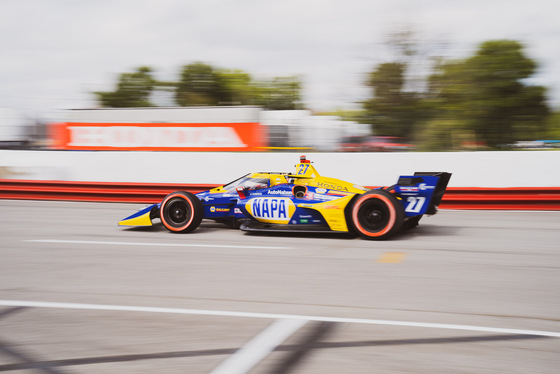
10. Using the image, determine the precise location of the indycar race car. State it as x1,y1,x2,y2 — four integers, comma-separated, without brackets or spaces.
119,156,451,240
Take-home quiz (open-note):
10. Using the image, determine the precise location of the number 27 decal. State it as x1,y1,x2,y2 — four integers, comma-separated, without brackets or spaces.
405,196,425,213
297,164,309,175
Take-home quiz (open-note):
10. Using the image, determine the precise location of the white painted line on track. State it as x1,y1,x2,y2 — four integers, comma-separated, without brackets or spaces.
1,300,559,338
24,239,293,250
210,318,307,374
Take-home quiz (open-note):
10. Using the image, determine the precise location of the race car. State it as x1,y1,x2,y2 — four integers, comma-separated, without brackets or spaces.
119,156,451,240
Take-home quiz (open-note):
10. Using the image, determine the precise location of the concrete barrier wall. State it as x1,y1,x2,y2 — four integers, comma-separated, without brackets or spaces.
1,150,559,187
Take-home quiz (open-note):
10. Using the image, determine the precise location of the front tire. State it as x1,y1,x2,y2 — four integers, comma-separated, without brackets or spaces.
347,190,404,240
160,191,203,233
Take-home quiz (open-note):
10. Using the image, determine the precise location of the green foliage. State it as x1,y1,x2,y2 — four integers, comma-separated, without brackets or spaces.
175,62,223,106
459,40,549,147
363,62,423,140
94,62,303,110
319,109,367,122
364,38,551,150
416,118,469,151
95,67,156,107
216,69,254,105
252,76,303,110
422,40,548,148
94,39,554,151
546,110,560,139
173,62,302,109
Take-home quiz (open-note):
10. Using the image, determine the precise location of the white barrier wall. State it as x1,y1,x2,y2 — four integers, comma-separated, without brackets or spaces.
0,150,559,187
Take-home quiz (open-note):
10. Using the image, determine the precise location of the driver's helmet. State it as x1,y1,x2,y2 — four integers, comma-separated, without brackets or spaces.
244,178,269,190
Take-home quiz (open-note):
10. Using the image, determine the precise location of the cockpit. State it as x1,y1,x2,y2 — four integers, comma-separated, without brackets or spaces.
222,175,271,192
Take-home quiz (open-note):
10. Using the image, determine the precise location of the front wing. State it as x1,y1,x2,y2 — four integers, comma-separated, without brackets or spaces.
118,204,159,227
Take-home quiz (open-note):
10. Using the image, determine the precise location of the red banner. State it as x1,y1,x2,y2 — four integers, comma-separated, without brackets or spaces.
50,122,266,151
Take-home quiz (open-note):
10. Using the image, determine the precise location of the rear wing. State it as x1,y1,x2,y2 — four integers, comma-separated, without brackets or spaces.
395,172,452,216
413,172,451,214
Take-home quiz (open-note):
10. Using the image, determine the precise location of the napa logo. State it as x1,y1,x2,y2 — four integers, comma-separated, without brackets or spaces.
246,197,296,224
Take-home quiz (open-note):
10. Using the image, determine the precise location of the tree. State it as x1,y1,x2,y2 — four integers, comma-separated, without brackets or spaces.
363,62,421,140
174,63,303,109
362,29,435,141
253,76,303,110
363,34,551,150
465,40,549,147
94,62,303,110
426,40,549,148
419,59,476,150
95,67,156,107
216,69,255,105
545,110,560,139
175,62,222,106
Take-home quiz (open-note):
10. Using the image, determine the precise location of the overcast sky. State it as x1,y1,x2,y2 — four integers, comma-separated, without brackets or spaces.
1,0,559,120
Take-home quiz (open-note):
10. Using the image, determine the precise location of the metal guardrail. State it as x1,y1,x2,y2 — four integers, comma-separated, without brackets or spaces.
0,180,216,203
441,187,560,210
0,180,559,210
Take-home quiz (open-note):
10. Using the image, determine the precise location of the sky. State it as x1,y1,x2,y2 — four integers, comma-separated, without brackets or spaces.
1,0,559,121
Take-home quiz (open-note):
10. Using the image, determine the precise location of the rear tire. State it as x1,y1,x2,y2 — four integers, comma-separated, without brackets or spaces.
347,190,404,240
160,191,203,233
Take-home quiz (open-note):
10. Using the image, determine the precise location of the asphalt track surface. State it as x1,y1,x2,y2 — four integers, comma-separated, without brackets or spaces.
1,199,559,373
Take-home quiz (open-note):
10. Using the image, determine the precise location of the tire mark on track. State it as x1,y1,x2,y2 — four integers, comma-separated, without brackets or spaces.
0,333,547,372
269,321,338,374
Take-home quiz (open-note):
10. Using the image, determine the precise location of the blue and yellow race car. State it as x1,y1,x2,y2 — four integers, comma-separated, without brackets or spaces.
119,156,451,240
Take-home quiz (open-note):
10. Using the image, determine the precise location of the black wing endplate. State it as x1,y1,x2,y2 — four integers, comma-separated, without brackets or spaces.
413,172,452,214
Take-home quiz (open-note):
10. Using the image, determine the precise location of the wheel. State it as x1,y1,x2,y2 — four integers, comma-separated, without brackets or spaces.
347,190,404,240
160,191,203,233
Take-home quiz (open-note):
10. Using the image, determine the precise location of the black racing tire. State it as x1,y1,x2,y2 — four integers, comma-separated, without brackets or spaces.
347,190,405,240
160,191,203,233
